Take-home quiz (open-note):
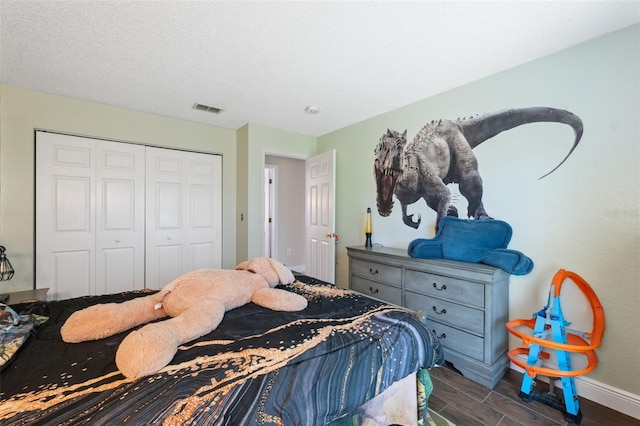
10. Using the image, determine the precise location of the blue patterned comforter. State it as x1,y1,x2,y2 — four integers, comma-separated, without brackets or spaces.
0,275,443,425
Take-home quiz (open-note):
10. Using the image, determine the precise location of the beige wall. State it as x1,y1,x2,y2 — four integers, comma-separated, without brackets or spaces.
0,85,238,290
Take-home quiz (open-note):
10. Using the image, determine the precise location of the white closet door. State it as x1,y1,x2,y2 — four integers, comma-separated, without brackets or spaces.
95,143,146,294
36,132,96,299
145,148,222,289
36,133,146,299
37,134,221,298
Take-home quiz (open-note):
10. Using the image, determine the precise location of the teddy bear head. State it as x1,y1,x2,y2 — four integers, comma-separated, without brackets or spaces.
236,257,295,287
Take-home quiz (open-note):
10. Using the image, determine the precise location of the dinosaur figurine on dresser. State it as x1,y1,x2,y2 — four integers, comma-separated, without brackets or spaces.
373,107,583,231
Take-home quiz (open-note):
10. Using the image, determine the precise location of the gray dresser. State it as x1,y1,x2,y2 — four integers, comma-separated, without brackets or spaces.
347,245,510,389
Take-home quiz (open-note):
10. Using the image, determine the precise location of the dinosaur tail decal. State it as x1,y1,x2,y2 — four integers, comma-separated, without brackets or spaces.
459,107,583,179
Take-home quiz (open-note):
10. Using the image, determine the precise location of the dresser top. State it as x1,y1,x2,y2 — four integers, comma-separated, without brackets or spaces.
347,245,510,280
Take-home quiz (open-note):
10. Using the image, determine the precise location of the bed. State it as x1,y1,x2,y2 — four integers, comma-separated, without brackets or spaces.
0,272,443,425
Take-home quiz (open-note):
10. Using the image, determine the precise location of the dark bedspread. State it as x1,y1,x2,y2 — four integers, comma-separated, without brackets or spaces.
0,275,443,425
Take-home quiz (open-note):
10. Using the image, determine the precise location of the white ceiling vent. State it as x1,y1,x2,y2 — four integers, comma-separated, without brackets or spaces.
193,103,223,114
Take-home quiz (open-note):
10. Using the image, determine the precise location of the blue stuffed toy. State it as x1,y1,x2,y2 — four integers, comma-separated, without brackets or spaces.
407,217,533,275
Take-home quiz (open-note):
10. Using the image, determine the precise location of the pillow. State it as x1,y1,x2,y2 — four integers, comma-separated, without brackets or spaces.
0,303,48,370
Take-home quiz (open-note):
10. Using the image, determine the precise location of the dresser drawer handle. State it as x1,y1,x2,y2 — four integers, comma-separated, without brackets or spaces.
432,306,447,315
433,330,446,340
432,282,447,291
369,286,379,294
369,268,379,275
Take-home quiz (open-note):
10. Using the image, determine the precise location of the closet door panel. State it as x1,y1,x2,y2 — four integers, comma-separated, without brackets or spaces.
53,250,92,298
36,132,96,300
146,148,188,289
99,248,135,294
190,243,215,270
95,142,145,294
53,176,92,236
187,154,222,270
156,183,183,229
155,245,184,287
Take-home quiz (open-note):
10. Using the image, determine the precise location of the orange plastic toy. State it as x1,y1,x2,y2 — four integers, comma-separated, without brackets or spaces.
506,269,605,424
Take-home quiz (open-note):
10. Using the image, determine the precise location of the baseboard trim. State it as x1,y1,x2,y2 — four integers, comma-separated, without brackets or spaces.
510,363,640,420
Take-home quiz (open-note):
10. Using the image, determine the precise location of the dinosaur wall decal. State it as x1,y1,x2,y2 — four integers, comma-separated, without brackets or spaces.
373,107,583,231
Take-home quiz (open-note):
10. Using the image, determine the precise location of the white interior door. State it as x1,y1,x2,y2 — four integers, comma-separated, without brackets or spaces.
146,148,222,289
305,149,336,284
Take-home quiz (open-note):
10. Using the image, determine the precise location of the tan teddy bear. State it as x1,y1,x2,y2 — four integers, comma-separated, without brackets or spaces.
61,257,307,378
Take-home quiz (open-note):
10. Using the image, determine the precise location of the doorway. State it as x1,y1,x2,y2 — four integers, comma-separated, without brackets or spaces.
264,155,305,272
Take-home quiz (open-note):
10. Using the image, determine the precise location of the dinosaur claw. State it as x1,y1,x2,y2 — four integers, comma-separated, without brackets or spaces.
403,213,421,229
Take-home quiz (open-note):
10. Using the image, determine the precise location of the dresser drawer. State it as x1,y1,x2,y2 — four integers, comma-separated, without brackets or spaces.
405,270,484,307
426,319,484,362
351,276,402,305
405,291,484,335
351,259,402,287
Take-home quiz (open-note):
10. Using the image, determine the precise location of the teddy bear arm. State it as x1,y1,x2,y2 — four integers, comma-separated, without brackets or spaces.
252,288,308,311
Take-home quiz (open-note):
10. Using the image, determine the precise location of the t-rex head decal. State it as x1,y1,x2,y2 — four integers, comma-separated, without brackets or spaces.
374,129,407,216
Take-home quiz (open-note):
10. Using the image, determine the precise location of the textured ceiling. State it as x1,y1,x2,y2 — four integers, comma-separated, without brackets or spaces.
1,1,639,137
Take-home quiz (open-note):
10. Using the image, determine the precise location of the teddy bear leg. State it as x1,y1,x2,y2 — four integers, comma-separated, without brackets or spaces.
115,300,226,378
116,322,180,379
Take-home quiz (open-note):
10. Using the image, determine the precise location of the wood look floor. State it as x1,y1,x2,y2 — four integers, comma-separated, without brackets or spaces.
428,363,639,426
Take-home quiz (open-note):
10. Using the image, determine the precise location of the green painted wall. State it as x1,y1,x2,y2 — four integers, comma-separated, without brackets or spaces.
236,124,250,263
318,24,639,395
0,85,238,286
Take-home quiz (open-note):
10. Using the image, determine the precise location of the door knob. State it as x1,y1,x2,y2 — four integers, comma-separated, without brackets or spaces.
325,232,339,242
